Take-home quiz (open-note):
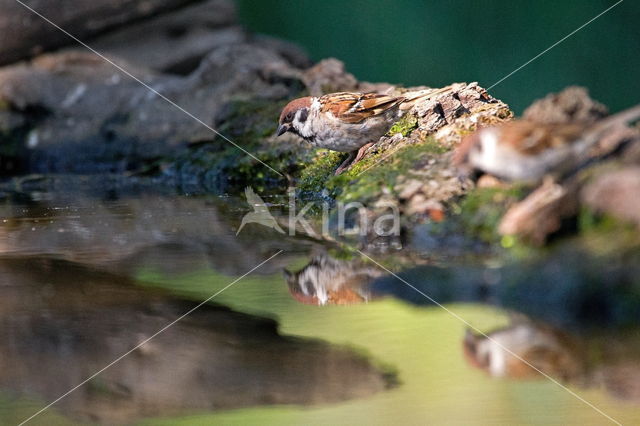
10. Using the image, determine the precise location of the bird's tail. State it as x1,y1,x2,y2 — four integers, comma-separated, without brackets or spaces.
570,103,640,170
593,104,640,132
577,103,640,149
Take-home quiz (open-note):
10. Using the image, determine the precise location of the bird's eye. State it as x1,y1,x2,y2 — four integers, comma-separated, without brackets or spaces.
286,112,294,121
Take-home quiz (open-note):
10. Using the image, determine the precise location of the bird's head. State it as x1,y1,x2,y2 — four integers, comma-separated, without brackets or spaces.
277,97,313,137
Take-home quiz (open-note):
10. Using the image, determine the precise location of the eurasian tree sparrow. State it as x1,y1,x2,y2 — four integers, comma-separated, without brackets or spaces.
277,87,452,174
454,104,640,182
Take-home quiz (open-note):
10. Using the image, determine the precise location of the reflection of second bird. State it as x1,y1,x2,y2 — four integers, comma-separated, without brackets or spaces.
463,319,640,404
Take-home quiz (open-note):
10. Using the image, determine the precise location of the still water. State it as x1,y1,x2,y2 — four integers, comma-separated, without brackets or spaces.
0,182,639,425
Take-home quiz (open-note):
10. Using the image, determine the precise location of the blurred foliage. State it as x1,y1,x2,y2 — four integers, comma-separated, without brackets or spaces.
237,0,639,113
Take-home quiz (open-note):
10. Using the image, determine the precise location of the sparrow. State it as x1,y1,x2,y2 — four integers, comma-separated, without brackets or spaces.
277,87,453,174
454,104,640,182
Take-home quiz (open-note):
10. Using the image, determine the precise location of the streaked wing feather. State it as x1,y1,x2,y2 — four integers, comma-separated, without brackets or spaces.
321,92,403,124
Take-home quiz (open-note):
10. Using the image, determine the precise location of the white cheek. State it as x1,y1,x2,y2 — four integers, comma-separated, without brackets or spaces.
480,131,499,162
292,108,315,138
487,342,507,377
317,287,328,305
294,117,312,138
469,130,510,177
475,340,506,377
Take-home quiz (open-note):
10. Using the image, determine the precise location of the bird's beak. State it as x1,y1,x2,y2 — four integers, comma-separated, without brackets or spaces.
276,124,289,137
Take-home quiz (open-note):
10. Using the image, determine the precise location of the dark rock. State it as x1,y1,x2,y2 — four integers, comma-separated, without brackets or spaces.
0,256,393,424
92,0,241,75
0,51,165,173
523,86,608,124
499,177,580,245
252,34,313,70
582,166,640,229
0,39,305,174
301,58,359,97
0,0,206,66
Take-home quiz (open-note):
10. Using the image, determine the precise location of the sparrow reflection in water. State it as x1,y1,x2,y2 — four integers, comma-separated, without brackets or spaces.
284,254,383,305
463,317,640,404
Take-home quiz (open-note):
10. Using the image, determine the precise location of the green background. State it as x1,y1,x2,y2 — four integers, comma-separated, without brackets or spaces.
237,0,639,113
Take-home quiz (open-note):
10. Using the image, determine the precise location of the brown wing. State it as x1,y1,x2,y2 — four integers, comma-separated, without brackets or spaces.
320,92,404,124
501,121,583,155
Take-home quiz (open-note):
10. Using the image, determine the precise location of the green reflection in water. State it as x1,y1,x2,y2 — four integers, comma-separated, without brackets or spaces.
135,263,640,425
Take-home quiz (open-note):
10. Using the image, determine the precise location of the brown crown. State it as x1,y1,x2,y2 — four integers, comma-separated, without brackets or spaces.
279,97,312,122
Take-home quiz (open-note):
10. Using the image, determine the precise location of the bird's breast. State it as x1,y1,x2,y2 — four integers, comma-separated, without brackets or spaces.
308,112,394,152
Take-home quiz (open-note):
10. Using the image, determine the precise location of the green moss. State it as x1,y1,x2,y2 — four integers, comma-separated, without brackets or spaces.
453,186,526,243
293,136,450,201
170,96,314,191
417,135,450,154
289,134,454,206
329,137,450,203
577,207,640,254
297,150,346,195
578,207,621,233
215,98,286,148
326,246,359,260
387,114,418,137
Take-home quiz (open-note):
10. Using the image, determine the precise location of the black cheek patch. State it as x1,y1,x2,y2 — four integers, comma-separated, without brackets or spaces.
298,108,309,123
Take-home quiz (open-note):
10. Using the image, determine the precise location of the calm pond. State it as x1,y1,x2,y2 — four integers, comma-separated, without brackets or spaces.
1,181,639,425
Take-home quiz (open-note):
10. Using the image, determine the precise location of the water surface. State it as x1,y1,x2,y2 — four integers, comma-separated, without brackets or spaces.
1,183,639,425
